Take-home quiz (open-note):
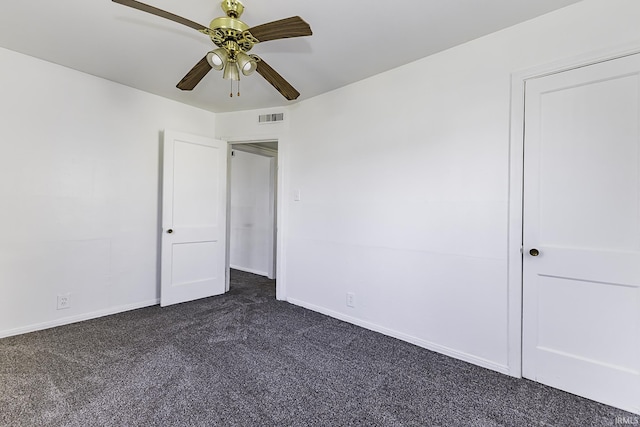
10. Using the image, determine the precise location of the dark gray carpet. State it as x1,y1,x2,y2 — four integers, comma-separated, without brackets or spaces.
0,270,633,426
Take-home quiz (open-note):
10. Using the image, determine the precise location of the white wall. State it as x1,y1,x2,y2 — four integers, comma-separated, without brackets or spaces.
230,149,273,276
217,0,640,374
0,47,217,337
215,107,289,142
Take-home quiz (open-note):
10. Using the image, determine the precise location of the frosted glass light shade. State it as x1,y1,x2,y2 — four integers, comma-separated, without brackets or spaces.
206,48,227,71
236,52,257,76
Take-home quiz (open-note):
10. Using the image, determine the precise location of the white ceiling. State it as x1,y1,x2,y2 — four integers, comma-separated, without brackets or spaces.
0,0,581,113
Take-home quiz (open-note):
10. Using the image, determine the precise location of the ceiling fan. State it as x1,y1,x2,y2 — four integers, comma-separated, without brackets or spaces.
112,0,312,100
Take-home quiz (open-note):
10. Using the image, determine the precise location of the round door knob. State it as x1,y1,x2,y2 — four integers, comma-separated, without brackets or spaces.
167,229,173,234
529,248,540,257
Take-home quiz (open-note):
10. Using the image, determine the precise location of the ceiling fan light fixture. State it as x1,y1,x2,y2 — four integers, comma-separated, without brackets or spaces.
223,61,240,81
236,52,257,76
206,48,228,71
112,0,312,99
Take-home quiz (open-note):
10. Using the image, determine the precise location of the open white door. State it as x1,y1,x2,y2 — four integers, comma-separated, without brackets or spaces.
161,130,227,307
522,53,640,414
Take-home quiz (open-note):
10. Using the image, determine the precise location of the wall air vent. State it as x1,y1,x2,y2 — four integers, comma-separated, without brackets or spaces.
258,113,284,124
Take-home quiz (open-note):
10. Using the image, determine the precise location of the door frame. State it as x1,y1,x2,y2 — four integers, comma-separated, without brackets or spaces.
222,136,287,300
229,142,278,279
507,42,640,378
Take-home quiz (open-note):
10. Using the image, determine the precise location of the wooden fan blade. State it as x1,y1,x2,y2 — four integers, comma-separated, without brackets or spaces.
112,0,208,32
255,57,300,101
177,56,213,91
247,16,312,43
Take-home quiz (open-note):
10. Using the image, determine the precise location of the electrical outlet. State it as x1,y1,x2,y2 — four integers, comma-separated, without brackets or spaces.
57,294,71,310
346,292,355,308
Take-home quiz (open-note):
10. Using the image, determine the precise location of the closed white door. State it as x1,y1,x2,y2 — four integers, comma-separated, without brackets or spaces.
522,53,640,414
161,131,227,307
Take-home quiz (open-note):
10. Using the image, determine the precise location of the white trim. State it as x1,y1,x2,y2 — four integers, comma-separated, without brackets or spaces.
275,136,289,301
287,297,510,375
232,143,278,157
230,265,270,277
225,145,232,293
507,69,525,378
511,40,640,83
223,137,281,144
507,41,640,379
0,299,159,339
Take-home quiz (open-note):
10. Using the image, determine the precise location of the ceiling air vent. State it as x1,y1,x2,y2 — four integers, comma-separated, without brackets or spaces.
258,113,284,124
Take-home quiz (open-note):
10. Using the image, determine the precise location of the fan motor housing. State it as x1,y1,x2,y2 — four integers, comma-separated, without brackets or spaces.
209,17,255,52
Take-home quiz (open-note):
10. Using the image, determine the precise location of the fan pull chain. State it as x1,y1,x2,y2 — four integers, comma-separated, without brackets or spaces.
228,80,241,98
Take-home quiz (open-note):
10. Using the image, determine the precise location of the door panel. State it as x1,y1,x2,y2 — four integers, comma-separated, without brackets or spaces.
161,131,227,307
173,140,222,227
171,242,219,285
537,276,637,369
523,54,640,414
536,73,639,251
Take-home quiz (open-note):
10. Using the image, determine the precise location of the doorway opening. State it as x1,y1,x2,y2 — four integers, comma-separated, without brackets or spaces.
226,141,278,295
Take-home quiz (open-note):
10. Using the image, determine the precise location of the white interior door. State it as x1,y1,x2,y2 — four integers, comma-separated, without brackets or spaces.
161,130,227,307
522,53,640,414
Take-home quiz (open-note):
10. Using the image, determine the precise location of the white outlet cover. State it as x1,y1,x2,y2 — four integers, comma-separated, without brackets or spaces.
57,294,71,310
346,292,355,308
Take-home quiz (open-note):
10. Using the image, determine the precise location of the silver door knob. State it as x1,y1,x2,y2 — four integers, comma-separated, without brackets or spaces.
529,248,540,256
167,229,173,234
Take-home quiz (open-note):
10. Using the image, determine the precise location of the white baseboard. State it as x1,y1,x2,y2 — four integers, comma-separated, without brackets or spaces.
287,297,510,376
230,265,269,277
0,299,160,339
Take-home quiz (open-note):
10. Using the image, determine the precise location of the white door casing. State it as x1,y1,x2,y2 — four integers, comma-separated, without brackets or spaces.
522,53,640,414
161,131,227,307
